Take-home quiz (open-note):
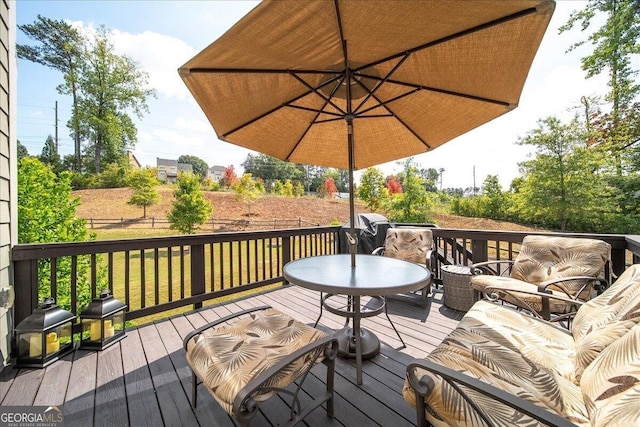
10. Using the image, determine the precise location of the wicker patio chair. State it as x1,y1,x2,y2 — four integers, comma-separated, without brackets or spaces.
372,228,436,307
183,306,339,427
470,235,611,324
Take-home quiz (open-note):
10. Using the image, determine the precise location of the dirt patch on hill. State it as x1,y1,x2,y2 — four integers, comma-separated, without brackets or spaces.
73,187,538,232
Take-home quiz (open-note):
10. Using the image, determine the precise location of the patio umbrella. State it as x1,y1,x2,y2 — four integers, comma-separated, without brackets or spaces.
179,0,555,266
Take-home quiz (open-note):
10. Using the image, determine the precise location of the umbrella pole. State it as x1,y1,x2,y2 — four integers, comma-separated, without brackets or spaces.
347,117,357,268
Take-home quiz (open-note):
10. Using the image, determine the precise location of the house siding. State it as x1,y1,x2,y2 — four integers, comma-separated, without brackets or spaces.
0,0,15,365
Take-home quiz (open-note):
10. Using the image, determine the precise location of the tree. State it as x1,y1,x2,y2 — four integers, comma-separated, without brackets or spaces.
478,175,508,220
221,165,239,188
386,176,403,194
39,135,62,174
17,140,29,162
420,167,440,192
318,177,338,198
17,157,97,311
358,167,389,211
235,173,265,216
167,172,213,234
560,0,640,170
385,159,432,223
18,15,85,170
75,26,155,173
512,116,615,231
178,154,209,181
127,169,160,218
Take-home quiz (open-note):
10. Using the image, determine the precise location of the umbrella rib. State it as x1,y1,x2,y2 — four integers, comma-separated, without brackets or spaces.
352,53,411,116
288,71,347,116
354,88,422,116
354,6,542,73
333,0,349,69
360,74,511,107
220,71,344,138
354,88,432,150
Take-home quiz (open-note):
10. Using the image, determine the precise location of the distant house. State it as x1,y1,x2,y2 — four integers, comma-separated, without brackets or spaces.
157,158,193,183
207,165,226,182
127,151,141,170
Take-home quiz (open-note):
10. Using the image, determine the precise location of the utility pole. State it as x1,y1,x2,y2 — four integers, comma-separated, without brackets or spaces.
54,101,59,152
473,165,476,196
438,168,444,191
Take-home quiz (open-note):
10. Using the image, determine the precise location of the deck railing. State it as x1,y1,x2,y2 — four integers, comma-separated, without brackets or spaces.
11,225,640,328
12,226,340,325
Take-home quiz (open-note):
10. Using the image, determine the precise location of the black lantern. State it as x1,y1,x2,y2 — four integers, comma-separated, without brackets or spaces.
79,290,127,350
15,297,76,368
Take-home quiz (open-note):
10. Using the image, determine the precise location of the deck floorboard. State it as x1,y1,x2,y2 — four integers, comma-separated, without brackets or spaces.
0,285,462,426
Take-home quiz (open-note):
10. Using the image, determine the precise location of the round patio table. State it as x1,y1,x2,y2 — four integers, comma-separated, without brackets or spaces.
283,254,430,384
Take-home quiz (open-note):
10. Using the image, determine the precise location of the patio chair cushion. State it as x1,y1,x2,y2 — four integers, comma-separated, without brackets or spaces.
185,308,329,415
381,228,433,265
471,235,611,316
571,265,640,382
509,236,610,292
471,274,582,314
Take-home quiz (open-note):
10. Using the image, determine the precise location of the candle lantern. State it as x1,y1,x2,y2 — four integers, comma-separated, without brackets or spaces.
79,290,127,350
15,297,76,368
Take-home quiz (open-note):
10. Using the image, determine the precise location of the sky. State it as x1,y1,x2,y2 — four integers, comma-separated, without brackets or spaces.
15,1,608,190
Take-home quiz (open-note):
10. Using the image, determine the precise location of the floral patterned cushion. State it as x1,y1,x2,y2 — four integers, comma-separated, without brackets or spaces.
185,308,328,416
579,323,640,426
382,228,433,265
571,265,640,383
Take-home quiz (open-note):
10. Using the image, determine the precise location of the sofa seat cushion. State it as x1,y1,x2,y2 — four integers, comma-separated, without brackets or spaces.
471,275,582,315
572,265,640,383
403,301,588,426
457,301,577,379
579,323,640,426
185,308,328,415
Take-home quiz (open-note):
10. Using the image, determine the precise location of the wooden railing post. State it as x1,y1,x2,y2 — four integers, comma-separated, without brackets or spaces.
282,235,291,280
611,246,627,278
471,239,489,264
191,243,205,310
13,259,39,326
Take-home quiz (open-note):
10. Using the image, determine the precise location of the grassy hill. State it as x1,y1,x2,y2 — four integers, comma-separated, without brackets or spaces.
73,186,538,237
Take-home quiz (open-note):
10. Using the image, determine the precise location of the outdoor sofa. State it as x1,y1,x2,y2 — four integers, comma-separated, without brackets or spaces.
403,263,640,426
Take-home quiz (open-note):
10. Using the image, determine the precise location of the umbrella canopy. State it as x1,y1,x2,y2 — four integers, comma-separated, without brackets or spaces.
179,0,555,263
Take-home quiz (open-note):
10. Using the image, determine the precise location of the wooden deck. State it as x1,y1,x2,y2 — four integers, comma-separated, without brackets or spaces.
0,285,464,426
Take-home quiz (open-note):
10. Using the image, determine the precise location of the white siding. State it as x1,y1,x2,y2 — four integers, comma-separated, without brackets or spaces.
0,0,15,366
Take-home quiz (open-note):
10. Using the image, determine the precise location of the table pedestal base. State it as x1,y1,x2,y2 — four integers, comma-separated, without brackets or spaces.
335,327,380,359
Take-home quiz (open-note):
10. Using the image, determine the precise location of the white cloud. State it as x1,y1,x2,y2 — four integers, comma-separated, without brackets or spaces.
111,29,197,100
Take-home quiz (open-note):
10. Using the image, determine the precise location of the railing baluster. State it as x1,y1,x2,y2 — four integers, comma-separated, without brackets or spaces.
125,251,130,309
219,242,225,290
50,258,57,302
108,252,114,291
140,249,146,308
168,246,173,301
70,256,77,313
91,254,97,298
180,246,185,299
154,248,160,305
